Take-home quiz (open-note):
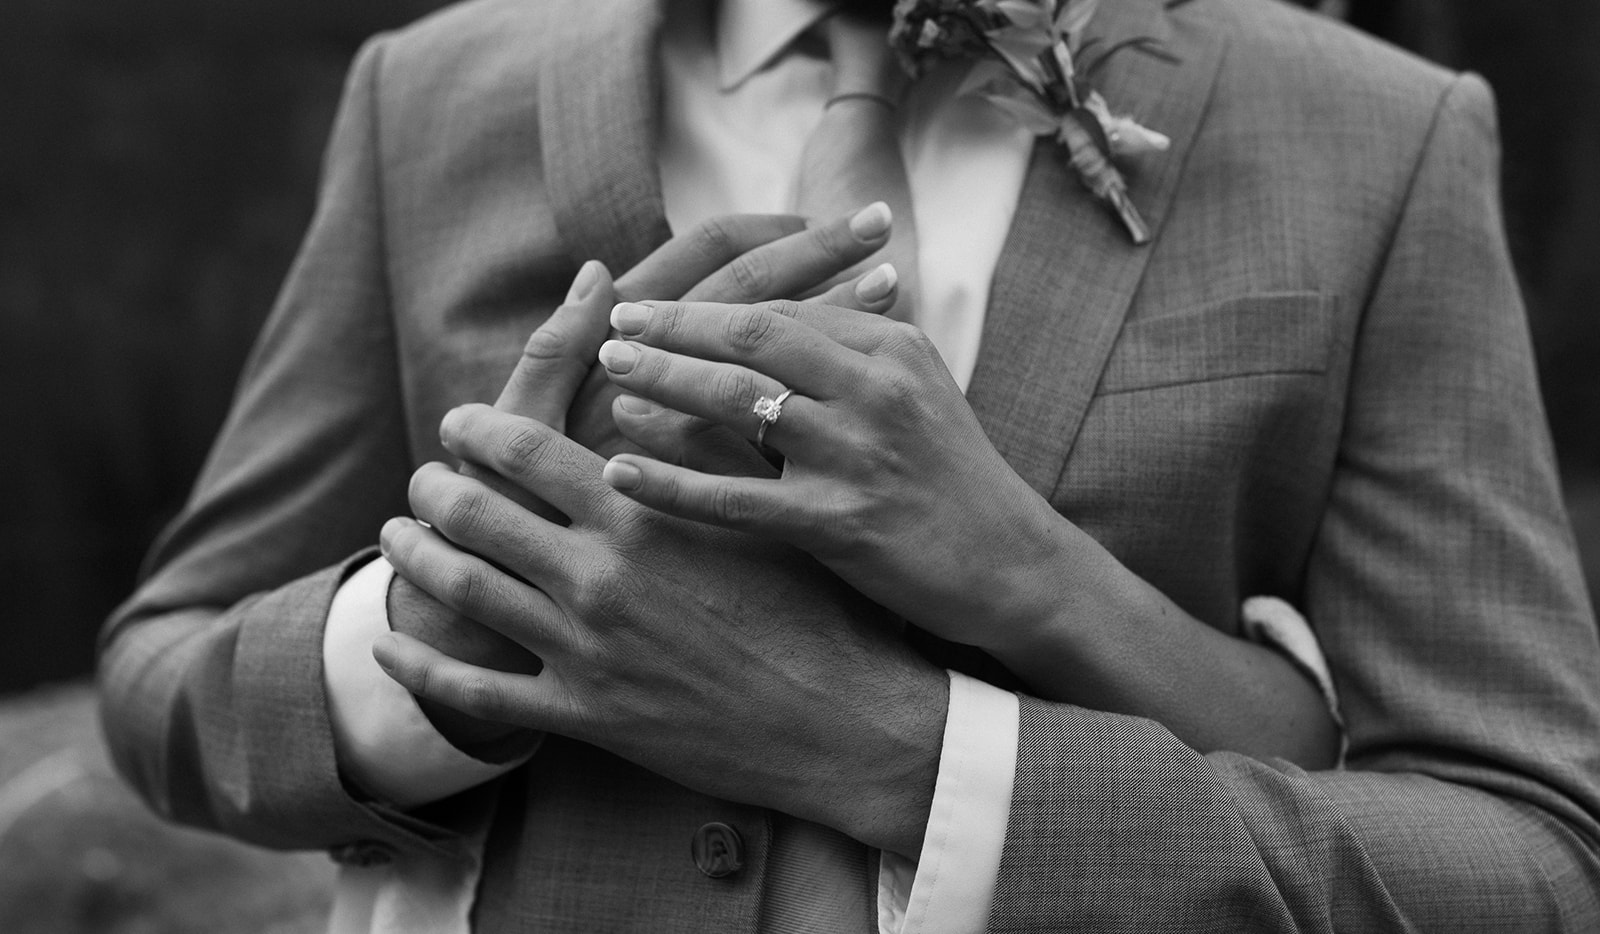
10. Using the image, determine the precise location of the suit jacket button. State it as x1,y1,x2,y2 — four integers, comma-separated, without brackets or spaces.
690,822,745,878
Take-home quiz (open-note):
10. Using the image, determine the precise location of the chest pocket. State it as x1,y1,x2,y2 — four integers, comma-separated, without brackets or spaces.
1096,292,1337,395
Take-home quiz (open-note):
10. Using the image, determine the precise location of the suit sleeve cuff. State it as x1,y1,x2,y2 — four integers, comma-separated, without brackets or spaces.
878,670,1018,934
323,556,536,809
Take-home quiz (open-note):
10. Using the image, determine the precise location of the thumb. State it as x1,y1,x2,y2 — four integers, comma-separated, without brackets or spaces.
495,260,615,428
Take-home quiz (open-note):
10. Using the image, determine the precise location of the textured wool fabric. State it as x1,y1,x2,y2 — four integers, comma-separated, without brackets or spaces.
98,0,1600,930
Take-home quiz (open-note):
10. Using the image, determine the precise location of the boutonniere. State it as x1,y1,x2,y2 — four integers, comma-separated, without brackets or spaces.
889,0,1173,244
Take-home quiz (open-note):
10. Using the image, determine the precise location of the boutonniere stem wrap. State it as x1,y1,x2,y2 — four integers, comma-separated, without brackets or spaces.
890,0,1173,244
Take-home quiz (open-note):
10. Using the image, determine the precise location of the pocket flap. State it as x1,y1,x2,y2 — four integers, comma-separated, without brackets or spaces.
1096,292,1337,394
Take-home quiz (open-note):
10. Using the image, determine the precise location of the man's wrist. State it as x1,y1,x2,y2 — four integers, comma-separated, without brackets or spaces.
326,557,538,807
833,660,950,859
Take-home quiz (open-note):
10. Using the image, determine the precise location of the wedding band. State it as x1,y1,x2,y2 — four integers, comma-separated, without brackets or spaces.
752,389,795,447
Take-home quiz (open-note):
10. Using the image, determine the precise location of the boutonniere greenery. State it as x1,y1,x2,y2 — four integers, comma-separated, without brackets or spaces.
889,0,1173,244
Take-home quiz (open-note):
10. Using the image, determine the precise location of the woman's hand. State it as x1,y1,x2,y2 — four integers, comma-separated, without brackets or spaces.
591,289,1344,769
593,282,1073,655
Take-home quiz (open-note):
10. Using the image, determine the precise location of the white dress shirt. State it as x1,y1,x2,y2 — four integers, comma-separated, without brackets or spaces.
322,1,1333,931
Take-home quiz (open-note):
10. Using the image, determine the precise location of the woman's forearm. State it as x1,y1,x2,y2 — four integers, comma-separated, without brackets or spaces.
978,516,1340,769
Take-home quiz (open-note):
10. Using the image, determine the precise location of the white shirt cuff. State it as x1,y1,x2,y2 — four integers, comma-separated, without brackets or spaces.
878,671,1018,934
323,556,535,809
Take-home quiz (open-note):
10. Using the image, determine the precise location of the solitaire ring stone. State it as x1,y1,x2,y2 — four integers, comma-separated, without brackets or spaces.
753,388,795,447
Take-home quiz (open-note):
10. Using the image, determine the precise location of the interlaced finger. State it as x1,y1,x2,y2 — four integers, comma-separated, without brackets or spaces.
609,300,872,396
681,202,892,304
610,395,778,478
439,405,616,523
598,341,826,452
465,261,617,520
495,260,616,423
373,630,564,730
807,262,899,315
601,457,814,548
614,214,807,302
407,463,582,597
380,514,568,653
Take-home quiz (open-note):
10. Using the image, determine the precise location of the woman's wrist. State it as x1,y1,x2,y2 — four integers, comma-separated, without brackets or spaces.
966,508,1159,707
965,506,1095,662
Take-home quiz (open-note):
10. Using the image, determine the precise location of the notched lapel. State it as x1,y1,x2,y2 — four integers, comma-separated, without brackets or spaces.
539,0,673,273
965,0,1227,500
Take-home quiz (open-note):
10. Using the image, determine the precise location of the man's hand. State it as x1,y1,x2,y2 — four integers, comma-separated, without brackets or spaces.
387,207,904,750
376,405,948,856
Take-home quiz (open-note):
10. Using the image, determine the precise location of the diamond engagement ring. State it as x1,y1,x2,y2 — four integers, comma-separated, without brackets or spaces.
752,389,794,447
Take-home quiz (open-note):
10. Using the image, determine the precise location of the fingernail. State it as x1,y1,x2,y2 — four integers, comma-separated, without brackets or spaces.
603,458,643,491
615,394,654,416
379,517,407,555
566,260,600,303
371,635,398,671
610,301,650,336
598,339,638,373
849,202,892,241
439,406,465,445
855,263,898,303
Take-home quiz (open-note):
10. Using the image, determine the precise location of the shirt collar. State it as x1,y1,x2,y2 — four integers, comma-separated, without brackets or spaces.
716,0,836,91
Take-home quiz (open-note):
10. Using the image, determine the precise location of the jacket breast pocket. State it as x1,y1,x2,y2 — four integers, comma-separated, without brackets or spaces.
1095,292,1337,395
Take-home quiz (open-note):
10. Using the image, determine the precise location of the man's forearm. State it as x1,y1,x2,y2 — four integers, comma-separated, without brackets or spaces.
102,555,464,859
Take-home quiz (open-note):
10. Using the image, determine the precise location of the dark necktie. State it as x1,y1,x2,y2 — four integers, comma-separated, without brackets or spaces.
792,11,918,320
765,20,899,931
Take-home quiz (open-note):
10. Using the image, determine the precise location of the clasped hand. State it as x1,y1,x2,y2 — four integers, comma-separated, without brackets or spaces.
376,206,948,854
384,205,916,746
597,295,1074,658
588,294,1345,769
379,404,941,851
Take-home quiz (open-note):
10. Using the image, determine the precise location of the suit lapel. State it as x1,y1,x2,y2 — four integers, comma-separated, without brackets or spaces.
539,0,674,273
966,0,1227,498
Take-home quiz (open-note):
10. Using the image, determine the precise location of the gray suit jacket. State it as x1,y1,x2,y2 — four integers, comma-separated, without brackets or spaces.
100,0,1600,929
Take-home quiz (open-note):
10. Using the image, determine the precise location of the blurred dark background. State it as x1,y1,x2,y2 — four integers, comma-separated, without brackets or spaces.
0,0,1596,695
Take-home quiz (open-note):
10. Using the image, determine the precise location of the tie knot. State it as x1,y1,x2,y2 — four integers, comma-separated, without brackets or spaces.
823,13,907,102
